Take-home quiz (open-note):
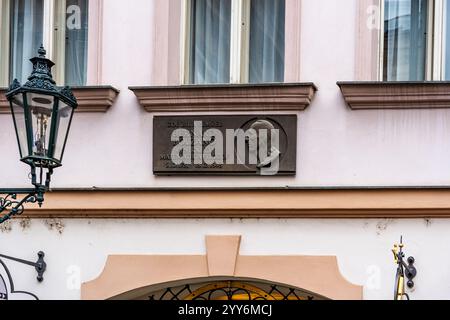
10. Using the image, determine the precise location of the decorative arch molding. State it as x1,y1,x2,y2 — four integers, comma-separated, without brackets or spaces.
82,236,362,300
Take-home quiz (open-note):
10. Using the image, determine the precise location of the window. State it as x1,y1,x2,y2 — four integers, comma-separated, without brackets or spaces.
443,0,450,79
382,0,428,81
0,0,89,86
184,0,285,85
188,0,232,84
9,0,44,84
64,0,89,86
380,0,450,81
249,0,285,83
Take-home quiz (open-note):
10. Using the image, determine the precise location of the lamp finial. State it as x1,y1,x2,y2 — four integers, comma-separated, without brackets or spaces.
38,44,46,58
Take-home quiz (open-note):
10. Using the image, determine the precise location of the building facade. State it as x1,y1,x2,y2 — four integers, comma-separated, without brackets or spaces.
1,0,450,300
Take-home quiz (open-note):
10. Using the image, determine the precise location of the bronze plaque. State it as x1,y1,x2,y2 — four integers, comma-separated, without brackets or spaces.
153,115,297,176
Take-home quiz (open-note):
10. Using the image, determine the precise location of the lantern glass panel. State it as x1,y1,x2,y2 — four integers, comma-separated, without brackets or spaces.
10,93,28,158
26,92,55,160
53,100,74,162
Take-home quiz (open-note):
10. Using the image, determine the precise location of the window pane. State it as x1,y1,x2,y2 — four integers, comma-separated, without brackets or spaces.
53,100,74,161
383,0,428,81
26,92,54,159
189,0,231,84
10,0,44,83
444,1,450,80
249,0,285,83
10,93,28,158
65,0,89,86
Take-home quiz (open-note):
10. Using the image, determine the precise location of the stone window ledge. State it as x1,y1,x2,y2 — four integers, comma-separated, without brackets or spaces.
337,81,450,110
129,83,317,113
0,85,120,113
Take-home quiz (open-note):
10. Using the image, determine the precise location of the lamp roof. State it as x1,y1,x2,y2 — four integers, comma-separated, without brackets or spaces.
6,45,78,107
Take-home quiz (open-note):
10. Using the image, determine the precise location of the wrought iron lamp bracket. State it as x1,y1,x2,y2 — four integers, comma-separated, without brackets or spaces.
0,251,47,282
0,164,53,224
0,187,47,225
404,256,417,289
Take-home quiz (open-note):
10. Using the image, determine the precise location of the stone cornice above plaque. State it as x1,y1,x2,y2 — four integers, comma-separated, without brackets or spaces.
129,83,317,113
0,85,120,113
338,81,450,110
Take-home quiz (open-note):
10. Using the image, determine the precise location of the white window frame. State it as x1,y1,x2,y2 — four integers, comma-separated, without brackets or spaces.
181,0,252,84
0,0,87,86
379,0,450,81
0,0,11,86
433,0,446,80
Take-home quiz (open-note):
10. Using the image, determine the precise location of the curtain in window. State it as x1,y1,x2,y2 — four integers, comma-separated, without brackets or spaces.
10,0,44,83
383,0,428,81
189,0,231,84
65,0,89,86
249,0,285,83
444,1,450,80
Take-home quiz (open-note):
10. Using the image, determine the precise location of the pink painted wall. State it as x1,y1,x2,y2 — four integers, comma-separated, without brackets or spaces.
2,0,450,189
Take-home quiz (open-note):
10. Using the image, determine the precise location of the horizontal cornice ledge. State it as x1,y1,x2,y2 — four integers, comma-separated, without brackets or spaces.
338,81,450,110
10,188,450,219
0,86,120,113
129,83,317,113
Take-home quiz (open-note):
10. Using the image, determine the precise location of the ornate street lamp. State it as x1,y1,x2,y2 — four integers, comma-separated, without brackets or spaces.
0,45,77,224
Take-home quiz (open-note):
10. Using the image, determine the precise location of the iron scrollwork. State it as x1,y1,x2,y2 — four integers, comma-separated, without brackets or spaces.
0,188,46,224
1,160,52,225
146,280,328,301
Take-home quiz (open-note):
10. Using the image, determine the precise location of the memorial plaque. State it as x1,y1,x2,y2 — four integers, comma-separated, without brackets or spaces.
153,115,297,176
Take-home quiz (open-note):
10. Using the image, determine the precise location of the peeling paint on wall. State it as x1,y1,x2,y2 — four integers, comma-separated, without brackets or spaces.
0,221,12,233
44,219,65,235
376,219,394,236
19,218,31,231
